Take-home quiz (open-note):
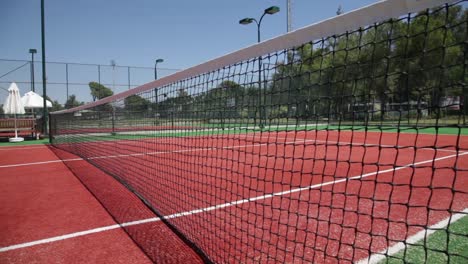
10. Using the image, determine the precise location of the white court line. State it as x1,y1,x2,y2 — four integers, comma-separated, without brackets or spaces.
0,142,271,168
1,135,466,168
0,140,268,168
0,138,302,168
0,146,48,151
1,151,466,253
356,208,468,264
0,158,83,169
238,134,461,153
79,135,182,146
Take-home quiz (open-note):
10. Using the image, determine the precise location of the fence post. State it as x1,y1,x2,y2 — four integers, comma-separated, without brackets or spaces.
65,63,69,100
128,66,131,90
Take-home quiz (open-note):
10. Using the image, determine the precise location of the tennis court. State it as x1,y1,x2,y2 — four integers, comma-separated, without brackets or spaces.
1,128,467,263
2,0,467,263
44,126,467,263
48,0,468,261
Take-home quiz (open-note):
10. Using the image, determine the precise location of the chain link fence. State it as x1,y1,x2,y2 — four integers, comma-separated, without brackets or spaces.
0,58,180,107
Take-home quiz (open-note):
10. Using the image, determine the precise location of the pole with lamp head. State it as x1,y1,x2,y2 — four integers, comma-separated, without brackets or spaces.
40,0,48,137
239,6,280,129
29,49,37,93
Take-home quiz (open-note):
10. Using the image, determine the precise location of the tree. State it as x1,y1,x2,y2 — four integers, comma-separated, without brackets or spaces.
174,89,192,117
154,89,192,119
124,95,150,112
64,95,84,109
89,82,114,101
200,81,245,119
391,6,464,117
244,86,259,118
266,4,466,122
45,96,64,112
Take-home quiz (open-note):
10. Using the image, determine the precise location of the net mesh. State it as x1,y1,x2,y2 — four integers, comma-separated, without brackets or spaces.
50,1,468,263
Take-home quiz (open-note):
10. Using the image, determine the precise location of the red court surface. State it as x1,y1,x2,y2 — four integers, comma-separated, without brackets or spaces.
1,130,467,263
0,145,153,263
49,130,468,263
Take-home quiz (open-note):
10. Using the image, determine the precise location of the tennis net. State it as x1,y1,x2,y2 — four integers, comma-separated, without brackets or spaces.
50,0,468,263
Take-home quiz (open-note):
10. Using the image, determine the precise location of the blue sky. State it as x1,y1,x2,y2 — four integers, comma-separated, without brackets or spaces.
0,0,378,103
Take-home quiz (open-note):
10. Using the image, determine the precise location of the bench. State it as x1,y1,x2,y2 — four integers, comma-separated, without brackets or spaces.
0,118,39,139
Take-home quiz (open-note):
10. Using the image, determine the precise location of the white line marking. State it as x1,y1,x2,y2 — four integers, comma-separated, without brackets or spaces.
0,224,122,252
0,217,163,253
0,152,465,252
356,208,468,264
0,158,83,168
0,146,47,151
0,137,305,168
1,135,465,168
239,134,461,153
77,136,181,146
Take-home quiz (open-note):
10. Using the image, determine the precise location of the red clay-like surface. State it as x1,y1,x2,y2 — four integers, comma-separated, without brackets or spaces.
49,130,468,263
0,164,113,246
1,129,467,263
50,147,205,264
0,145,152,264
0,229,151,264
0,145,59,166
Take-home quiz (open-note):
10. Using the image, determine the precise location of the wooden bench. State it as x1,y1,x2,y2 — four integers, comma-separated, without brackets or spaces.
0,119,39,139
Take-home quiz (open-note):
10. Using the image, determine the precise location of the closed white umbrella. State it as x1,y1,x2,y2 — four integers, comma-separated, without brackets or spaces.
21,91,52,109
3,82,25,142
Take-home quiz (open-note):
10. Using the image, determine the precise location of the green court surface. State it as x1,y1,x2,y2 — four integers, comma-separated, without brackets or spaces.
3,124,466,147
0,138,49,147
381,215,468,264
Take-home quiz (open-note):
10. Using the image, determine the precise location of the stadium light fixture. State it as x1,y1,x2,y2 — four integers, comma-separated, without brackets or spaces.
155,58,164,80
265,6,280,15
239,18,254,25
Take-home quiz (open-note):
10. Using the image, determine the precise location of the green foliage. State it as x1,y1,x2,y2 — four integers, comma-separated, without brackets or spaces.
124,95,150,112
64,94,84,109
270,106,289,118
198,80,246,119
89,82,114,101
155,88,193,118
268,6,466,121
45,96,64,112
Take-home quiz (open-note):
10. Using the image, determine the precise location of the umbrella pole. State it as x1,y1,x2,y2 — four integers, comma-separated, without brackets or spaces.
14,113,18,138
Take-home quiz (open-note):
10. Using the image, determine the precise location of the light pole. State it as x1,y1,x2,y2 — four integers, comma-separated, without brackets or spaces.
29,49,37,92
239,6,280,129
110,60,117,135
41,0,48,136
154,58,164,80
154,58,164,114
110,60,116,92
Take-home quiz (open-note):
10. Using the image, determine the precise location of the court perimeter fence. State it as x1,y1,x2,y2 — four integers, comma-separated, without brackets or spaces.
0,58,181,106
